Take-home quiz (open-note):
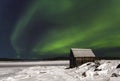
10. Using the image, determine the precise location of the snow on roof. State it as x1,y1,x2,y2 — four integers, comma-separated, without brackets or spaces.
71,48,95,57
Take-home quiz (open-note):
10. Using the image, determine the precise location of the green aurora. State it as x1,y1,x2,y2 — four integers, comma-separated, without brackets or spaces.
11,0,120,59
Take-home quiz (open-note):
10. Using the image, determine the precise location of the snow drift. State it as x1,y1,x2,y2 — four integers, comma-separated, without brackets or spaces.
0,60,120,81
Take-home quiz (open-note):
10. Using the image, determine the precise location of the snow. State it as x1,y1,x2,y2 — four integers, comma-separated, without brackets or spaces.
0,60,120,81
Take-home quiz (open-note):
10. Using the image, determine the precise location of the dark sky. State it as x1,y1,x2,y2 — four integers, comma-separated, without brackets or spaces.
0,0,120,59
0,0,31,58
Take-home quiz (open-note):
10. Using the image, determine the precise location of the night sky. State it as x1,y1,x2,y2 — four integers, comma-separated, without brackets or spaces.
0,0,120,59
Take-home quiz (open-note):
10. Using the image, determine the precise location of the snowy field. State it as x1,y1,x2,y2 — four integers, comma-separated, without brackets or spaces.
0,60,120,81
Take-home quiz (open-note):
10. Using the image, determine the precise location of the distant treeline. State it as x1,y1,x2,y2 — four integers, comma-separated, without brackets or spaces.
95,57,120,60
42,56,69,60
0,56,120,61
0,56,69,61
0,58,23,61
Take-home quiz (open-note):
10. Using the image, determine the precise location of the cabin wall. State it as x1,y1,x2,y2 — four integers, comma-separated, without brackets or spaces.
70,57,96,67
69,51,76,68
76,57,95,66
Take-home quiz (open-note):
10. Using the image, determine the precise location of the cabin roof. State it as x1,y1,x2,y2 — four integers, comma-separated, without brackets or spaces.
71,48,95,57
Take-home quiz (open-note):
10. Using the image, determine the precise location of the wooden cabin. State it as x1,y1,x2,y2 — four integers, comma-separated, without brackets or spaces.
70,48,96,68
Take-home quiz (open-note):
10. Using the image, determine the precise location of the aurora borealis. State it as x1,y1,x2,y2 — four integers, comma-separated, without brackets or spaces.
0,0,120,59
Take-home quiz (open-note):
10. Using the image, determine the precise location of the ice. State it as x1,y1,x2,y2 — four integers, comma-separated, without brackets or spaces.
0,60,120,81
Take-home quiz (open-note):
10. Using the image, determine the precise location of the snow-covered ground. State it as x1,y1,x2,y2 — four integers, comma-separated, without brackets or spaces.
0,60,120,81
